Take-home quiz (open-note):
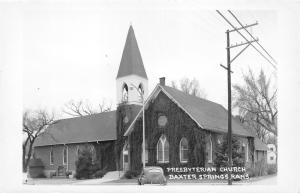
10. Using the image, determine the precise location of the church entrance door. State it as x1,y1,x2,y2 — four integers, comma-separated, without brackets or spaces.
123,143,129,171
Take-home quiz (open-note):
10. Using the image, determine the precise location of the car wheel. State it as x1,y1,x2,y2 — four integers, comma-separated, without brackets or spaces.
163,179,167,185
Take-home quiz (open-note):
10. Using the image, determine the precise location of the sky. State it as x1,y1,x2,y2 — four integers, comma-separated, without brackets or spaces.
22,2,278,119
1,1,300,191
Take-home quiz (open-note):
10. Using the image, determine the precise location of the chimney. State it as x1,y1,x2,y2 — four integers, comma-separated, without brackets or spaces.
159,77,165,86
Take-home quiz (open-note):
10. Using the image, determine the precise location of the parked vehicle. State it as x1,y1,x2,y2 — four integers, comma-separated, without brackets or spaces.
138,166,167,185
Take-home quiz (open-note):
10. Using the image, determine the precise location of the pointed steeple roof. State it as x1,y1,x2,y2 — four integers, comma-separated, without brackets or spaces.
116,25,148,79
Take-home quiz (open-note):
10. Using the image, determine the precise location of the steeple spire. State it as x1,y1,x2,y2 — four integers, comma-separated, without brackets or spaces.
116,25,148,79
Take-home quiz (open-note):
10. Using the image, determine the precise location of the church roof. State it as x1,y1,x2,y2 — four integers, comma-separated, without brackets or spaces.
161,86,255,137
34,111,117,147
125,85,255,138
116,25,148,79
34,104,142,147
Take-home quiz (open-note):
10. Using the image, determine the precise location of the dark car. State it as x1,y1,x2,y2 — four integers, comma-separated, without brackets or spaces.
138,166,167,185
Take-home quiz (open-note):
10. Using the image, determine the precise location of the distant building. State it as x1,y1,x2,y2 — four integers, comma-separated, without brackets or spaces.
267,144,277,164
33,25,268,178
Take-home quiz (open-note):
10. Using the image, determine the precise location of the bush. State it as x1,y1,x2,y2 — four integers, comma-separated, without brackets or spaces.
28,158,45,178
246,160,267,177
50,171,56,178
36,173,46,178
93,170,107,178
66,171,72,176
75,148,93,179
123,170,140,179
214,135,245,174
267,164,277,175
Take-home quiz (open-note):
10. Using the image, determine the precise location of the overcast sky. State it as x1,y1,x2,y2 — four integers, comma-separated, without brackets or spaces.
22,2,278,118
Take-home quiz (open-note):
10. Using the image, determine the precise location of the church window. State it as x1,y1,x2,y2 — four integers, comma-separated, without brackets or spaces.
76,145,80,157
138,83,144,102
123,116,129,124
89,145,97,164
206,136,213,163
216,135,222,145
242,142,249,162
179,137,189,163
50,147,54,165
63,146,68,165
157,135,169,163
158,115,168,127
122,83,128,102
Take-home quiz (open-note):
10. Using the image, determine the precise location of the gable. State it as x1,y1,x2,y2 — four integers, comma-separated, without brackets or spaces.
161,86,254,137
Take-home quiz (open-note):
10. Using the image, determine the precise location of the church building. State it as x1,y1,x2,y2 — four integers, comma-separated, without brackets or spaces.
34,26,267,178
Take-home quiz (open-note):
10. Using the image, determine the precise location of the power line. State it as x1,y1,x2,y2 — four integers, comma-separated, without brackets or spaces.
228,10,278,66
216,10,277,69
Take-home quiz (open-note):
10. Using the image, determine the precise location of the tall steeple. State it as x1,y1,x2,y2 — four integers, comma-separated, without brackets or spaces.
116,26,149,105
116,25,148,79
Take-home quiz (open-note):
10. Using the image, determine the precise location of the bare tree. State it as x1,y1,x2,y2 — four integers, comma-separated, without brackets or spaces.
236,113,269,143
23,110,56,172
62,99,111,117
233,69,277,142
171,77,207,99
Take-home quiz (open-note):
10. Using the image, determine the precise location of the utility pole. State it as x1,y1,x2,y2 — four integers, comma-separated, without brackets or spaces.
217,10,258,185
142,95,146,169
226,30,233,185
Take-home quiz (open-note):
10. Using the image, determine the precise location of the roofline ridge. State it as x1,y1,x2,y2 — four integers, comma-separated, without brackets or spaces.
53,110,116,122
162,85,221,106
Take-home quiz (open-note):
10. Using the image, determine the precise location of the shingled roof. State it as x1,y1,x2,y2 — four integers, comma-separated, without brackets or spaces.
161,86,255,137
116,25,148,79
125,85,255,137
34,111,117,147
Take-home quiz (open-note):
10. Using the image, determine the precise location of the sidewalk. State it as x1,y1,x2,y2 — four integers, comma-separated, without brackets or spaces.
73,171,124,185
24,173,277,185
248,174,277,185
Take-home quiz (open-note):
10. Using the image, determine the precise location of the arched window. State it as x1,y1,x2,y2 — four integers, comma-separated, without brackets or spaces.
138,83,144,102
206,136,213,163
157,135,169,163
179,138,189,163
242,142,249,162
89,145,97,164
50,147,54,165
122,83,128,102
63,146,68,165
141,140,148,164
76,145,80,157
